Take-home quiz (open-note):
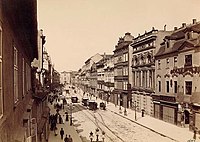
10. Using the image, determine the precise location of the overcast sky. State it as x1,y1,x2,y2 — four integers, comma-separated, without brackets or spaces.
37,0,200,72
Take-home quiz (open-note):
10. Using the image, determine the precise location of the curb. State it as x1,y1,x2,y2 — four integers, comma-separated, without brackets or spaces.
108,109,179,142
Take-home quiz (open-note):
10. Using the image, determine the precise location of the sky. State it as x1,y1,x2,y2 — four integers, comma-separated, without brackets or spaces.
37,0,200,72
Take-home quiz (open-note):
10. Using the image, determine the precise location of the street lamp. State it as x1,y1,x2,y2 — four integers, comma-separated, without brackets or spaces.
95,128,100,142
69,103,73,126
89,129,106,142
102,131,105,142
89,131,94,142
134,101,137,121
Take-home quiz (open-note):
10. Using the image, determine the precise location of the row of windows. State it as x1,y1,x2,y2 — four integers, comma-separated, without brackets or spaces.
133,41,155,51
0,26,32,118
114,67,128,76
158,80,192,95
132,70,155,89
115,53,128,63
114,81,128,90
158,54,192,69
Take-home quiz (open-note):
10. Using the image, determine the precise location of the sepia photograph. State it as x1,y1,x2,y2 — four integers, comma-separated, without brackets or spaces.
0,0,200,142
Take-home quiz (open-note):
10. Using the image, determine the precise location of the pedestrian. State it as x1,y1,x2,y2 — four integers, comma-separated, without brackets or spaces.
54,126,58,136
60,128,64,139
68,135,73,142
59,114,63,124
64,134,68,142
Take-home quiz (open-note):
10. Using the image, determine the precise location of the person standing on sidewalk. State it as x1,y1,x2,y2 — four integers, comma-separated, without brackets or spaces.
68,135,73,142
64,134,69,142
60,128,65,139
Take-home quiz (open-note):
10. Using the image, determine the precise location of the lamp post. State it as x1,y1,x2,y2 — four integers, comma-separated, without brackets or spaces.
89,131,94,142
69,103,73,126
124,94,127,116
102,131,105,142
95,128,100,142
89,128,106,142
134,101,137,121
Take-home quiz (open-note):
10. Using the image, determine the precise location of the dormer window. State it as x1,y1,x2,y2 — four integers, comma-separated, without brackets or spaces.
166,41,170,48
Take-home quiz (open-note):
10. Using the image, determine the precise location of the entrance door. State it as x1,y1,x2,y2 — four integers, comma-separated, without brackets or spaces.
163,106,175,124
184,110,190,124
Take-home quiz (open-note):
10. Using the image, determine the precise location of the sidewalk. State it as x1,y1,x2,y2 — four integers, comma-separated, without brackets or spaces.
48,102,82,142
107,102,200,142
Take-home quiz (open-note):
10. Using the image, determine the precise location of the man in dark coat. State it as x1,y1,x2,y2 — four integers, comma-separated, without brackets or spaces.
64,134,69,142
60,128,64,139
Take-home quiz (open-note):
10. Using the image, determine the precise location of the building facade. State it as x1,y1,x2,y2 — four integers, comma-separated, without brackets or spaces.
0,1,40,141
104,55,115,103
96,54,113,101
60,71,71,85
154,20,200,128
130,28,172,116
113,33,134,111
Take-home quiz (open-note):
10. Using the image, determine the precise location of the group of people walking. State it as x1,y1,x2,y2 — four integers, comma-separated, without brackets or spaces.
60,128,73,142
49,91,74,142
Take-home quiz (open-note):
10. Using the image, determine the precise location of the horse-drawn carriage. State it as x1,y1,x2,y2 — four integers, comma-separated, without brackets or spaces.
99,102,106,110
82,97,89,106
71,96,78,103
88,100,98,110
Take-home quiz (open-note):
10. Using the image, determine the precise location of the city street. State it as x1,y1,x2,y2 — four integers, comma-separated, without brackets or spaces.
63,86,197,142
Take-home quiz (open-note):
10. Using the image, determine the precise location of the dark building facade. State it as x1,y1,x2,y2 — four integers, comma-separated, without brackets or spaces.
0,0,39,142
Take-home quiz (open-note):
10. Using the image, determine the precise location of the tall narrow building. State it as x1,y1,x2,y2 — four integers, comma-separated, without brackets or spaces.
113,33,134,111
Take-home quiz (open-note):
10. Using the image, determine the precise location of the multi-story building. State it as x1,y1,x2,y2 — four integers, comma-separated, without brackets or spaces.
113,33,134,110
130,28,172,116
83,53,103,95
104,55,115,103
60,71,71,85
51,68,60,91
0,1,42,141
96,54,113,101
154,19,200,128
70,71,78,86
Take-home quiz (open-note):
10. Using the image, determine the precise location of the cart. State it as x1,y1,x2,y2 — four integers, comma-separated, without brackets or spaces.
88,100,98,110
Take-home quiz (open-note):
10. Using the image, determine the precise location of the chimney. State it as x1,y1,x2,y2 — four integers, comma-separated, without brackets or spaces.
193,19,197,24
164,25,167,31
182,23,186,27
152,27,155,30
174,27,178,30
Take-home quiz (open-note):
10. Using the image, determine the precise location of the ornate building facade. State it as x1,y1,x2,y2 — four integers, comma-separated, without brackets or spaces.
154,20,200,129
130,28,172,116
